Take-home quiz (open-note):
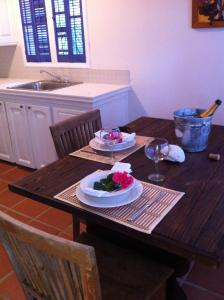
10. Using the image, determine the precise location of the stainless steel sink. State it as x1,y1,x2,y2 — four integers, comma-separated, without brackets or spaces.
7,80,82,91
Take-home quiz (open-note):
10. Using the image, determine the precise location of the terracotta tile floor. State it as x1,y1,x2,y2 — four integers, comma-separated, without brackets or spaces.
0,160,223,300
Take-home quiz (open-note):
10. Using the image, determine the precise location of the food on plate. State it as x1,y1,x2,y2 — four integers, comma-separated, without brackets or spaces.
103,129,123,143
93,172,133,192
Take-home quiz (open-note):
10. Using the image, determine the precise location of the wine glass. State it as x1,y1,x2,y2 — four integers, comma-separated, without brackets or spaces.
100,127,121,163
144,138,169,182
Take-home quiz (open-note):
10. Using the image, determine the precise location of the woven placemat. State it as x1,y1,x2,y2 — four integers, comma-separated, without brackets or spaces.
69,135,152,165
54,179,185,234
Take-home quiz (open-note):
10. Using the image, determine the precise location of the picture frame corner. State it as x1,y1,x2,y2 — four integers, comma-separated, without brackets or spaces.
192,0,224,29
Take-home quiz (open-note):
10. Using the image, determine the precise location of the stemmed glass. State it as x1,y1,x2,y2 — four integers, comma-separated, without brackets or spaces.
144,138,169,182
100,127,121,163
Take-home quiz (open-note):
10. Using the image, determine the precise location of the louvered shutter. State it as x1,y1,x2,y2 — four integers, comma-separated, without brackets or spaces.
19,0,51,62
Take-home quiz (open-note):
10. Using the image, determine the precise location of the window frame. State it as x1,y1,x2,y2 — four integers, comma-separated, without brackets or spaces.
51,0,86,63
17,0,90,68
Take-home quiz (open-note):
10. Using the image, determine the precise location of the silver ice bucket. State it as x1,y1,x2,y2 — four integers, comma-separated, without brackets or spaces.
174,108,212,152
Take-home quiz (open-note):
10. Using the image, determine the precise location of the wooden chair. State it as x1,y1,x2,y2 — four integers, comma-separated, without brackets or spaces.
0,211,173,300
50,109,102,158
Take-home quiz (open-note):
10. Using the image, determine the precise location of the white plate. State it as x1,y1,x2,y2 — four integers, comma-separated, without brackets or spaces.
94,132,135,146
100,132,134,146
80,170,135,198
76,181,143,208
89,138,136,152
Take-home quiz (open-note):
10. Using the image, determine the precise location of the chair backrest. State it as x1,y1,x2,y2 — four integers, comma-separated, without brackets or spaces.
50,109,102,158
0,211,101,300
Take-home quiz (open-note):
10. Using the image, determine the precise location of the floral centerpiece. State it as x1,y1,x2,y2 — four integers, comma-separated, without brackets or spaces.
103,128,123,143
93,171,133,192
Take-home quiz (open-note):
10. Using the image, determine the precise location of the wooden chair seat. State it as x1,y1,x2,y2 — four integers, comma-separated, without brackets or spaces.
0,211,173,300
77,232,173,300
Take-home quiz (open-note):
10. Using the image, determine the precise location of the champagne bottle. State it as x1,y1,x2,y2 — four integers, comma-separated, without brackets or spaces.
199,99,222,118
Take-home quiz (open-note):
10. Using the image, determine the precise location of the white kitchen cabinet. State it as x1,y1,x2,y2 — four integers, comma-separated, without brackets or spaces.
0,0,16,46
6,102,35,168
0,101,14,162
5,102,56,169
52,107,85,123
28,105,57,168
0,81,129,168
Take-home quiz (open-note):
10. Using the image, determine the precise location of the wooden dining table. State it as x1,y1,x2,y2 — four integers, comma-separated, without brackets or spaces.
8,116,224,297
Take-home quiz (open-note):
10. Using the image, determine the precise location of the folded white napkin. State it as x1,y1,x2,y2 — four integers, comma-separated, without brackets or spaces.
165,145,185,163
122,132,136,142
82,184,109,197
111,162,132,173
80,170,110,197
94,130,107,140
94,130,136,145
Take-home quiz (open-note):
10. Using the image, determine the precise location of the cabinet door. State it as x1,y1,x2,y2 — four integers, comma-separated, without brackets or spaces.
0,0,16,45
52,107,84,123
5,102,35,168
27,105,57,169
0,101,14,162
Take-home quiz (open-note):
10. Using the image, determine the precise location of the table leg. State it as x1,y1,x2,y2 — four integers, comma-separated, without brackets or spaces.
153,247,189,300
72,214,80,240
167,276,188,300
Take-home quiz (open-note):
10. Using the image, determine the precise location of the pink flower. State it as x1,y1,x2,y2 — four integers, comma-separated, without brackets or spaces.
112,172,133,189
108,131,123,143
112,172,122,183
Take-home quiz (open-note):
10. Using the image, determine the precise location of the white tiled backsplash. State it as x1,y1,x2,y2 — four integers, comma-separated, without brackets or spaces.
6,66,130,85
0,47,130,85
33,68,130,85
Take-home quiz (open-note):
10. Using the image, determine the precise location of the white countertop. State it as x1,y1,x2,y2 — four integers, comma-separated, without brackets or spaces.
0,78,130,99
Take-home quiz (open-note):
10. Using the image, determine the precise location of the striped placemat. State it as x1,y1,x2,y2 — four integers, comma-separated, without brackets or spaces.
54,179,185,234
69,135,152,165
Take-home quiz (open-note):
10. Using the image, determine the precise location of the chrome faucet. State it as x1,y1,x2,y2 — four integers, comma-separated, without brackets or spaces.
40,70,63,82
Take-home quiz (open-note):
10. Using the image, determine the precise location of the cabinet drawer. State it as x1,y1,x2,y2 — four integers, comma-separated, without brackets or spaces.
52,107,86,123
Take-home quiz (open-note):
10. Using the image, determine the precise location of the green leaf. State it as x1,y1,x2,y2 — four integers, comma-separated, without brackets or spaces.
100,178,109,185
93,182,106,191
93,173,121,192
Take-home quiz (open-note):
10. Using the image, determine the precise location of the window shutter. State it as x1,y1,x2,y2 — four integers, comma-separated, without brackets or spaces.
51,0,86,63
19,0,51,62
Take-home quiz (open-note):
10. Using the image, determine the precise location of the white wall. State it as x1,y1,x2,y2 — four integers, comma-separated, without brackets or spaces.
1,0,224,124
87,0,224,124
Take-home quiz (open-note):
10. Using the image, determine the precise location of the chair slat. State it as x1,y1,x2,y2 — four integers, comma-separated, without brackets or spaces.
46,255,69,300
70,263,85,299
58,259,77,300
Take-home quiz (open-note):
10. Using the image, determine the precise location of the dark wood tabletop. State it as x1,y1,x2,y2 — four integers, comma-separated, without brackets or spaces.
9,117,224,267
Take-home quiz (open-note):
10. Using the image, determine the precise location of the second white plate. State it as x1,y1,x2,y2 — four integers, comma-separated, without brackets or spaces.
76,181,143,208
89,138,136,152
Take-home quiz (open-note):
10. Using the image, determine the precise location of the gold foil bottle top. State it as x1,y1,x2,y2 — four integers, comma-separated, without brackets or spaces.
199,99,222,118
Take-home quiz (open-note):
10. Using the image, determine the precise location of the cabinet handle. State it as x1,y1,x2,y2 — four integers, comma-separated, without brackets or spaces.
20,105,23,109
0,103,1,106
28,106,31,110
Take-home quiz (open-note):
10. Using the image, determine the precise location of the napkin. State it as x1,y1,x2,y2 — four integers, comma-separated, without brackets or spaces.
165,145,185,163
94,130,136,144
80,170,110,197
122,132,136,142
81,185,109,197
111,162,132,173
